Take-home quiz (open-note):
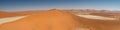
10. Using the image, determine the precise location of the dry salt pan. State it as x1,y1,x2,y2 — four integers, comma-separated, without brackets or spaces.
77,15,118,20
0,16,28,24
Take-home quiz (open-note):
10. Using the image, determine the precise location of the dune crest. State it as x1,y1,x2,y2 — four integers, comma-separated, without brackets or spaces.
0,9,120,30
0,9,81,30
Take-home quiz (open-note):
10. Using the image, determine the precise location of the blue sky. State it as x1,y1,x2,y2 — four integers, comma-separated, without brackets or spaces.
0,0,120,11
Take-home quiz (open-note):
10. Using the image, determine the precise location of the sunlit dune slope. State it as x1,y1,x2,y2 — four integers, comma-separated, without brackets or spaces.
0,9,120,30
0,9,81,30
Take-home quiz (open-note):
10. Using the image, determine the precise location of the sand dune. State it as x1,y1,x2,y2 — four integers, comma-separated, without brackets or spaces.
0,11,18,18
0,11,41,18
0,9,81,30
0,9,120,30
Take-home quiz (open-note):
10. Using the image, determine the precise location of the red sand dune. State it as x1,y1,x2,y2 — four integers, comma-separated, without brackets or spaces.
0,11,20,18
13,10,45,15
0,11,42,18
0,9,120,30
0,9,81,30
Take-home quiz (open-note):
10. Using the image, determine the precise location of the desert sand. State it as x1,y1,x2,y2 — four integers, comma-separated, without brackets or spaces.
0,9,120,30
0,9,81,30
0,11,40,18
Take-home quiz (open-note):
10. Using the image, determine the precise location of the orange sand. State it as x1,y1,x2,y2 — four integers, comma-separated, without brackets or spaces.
0,9,120,30
0,12,20,18
0,9,80,30
0,11,40,18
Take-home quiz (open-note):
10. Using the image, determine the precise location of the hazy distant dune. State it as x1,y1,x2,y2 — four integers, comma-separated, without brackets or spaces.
0,10,44,18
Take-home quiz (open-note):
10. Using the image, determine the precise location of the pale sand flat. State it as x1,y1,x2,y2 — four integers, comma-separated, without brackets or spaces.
0,16,28,25
77,15,118,20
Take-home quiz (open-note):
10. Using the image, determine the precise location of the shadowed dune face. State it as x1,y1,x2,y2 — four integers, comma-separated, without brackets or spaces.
0,9,120,30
